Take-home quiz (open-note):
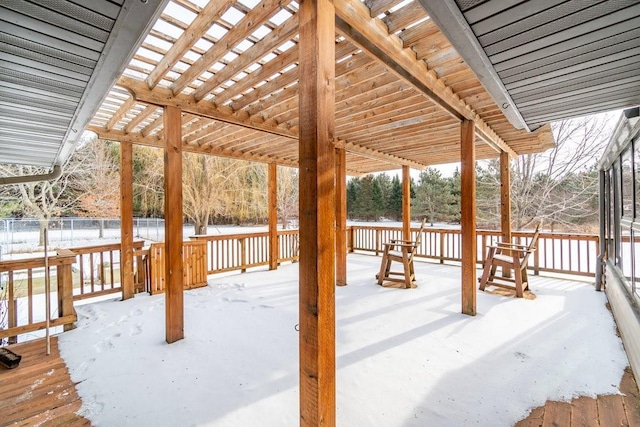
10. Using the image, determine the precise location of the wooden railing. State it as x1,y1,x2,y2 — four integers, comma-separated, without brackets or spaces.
147,241,207,294
350,226,600,278
70,241,146,300
0,250,77,343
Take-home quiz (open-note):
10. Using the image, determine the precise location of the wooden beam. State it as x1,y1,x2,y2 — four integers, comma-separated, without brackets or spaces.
164,105,184,344
119,141,134,300
336,139,427,169
124,105,158,133
402,165,411,240
147,0,235,89
106,97,136,131
268,163,278,270
500,150,512,279
298,0,336,423
118,77,427,170
171,0,290,95
118,76,299,139
88,126,299,168
193,13,299,101
336,147,347,286
460,119,476,316
334,0,517,159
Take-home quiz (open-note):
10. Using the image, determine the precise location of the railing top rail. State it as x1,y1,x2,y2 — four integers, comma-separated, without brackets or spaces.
0,251,75,271
191,232,270,241
348,225,598,239
67,240,145,254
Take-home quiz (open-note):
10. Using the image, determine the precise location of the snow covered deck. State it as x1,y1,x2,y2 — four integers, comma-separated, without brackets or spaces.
11,254,634,425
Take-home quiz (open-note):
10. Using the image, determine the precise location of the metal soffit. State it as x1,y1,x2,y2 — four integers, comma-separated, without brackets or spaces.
0,0,167,169
422,0,640,131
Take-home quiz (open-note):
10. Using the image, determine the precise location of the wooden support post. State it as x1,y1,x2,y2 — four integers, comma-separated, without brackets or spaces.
120,141,134,300
461,120,477,316
500,150,512,278
402,165,411,241
56,251,77,331
164,105,184,344
268,163,278,270
336,147,347,286
299,0,336,423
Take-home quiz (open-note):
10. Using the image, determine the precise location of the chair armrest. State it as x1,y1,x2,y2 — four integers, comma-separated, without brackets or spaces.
495,242,528,249
390,239,414,244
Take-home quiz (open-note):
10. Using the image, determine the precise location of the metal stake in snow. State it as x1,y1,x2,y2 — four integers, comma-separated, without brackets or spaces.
44,227,51,356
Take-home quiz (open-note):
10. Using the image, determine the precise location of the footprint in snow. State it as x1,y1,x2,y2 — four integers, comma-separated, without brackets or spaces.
130,323,143,336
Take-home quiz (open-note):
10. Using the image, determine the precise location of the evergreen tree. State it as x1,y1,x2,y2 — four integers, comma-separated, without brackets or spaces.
386,175,403,220
414,168,450,225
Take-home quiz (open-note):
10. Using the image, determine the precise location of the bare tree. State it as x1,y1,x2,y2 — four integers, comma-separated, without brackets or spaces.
277,166,298,228
73,138,120,237
0,155,85,246
182,154,253,234
510,114,612,231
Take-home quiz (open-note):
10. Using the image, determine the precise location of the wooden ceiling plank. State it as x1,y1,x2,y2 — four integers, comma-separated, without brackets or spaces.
147,0,236,89
337,139,426,169
90,126,300,167
105,97,136,131
123,105,158,133
383,2,428,34
171,0,291,95
193,14,299,101
334,0,516,158
227,40,360,111
401,19,440,48
212,45,299,106
184,122,230,145
119,75,298,139
365,0,406,18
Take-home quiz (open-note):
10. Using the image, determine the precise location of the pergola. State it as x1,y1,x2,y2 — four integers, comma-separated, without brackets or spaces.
3,0,640,425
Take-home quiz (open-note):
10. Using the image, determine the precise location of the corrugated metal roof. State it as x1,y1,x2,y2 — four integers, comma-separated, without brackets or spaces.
422,0,640,131
0,0,167,168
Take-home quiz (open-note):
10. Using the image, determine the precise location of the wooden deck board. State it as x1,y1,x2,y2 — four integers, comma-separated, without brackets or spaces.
542,401,572,427
0,337,90,426
571,396,599,427
518,367,640,427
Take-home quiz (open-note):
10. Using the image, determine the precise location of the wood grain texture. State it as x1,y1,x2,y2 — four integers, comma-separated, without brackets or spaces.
120,141,135,300
460,120,476,316
542,401,571,427
500,150,512,279
571,396,599,427
268,162,278,270
0,337,90,426
164,105,184,344
402,165,411,241
298,0,336,423
336,148,348,286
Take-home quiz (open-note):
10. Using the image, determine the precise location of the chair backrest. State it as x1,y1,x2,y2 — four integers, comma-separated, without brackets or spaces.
528,224,541,252
519,224,541,264
412,218,428,249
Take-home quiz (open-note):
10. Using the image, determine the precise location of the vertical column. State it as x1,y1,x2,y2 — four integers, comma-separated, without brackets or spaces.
298,0,336,424
461,120,477,316
268,162,278,270
596,169,606,291
120,141,134,300
402,165,411,241
336,147,347,286
500,150,512,278
164,105,184,343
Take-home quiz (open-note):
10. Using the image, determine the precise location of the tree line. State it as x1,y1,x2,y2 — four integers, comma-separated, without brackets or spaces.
0,114,610,245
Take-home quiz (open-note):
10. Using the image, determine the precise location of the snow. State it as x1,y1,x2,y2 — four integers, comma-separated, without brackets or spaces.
57,254,628,426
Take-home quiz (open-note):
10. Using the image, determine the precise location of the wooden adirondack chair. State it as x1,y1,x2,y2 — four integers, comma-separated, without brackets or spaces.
376,218,427,289
479,225,541,297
